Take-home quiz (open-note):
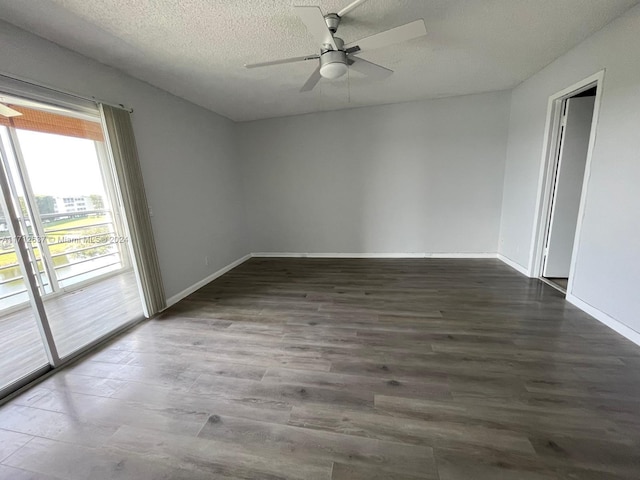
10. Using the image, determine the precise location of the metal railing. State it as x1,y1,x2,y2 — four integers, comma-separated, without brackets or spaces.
0,209,125,307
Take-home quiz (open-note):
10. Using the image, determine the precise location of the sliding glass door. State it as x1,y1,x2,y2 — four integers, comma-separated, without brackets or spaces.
0,89,143,395
0,144,50,392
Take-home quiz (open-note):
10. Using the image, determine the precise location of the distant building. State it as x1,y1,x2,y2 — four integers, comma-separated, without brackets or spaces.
54,196,98,214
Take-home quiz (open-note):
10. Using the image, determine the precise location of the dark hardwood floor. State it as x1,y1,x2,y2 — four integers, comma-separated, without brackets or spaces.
545,277,569,291
0,258,639,479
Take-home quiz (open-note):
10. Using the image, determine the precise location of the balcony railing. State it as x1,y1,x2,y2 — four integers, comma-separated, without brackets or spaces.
0,209,125,309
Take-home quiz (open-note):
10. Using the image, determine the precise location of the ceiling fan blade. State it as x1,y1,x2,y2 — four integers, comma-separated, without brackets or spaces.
294,6,338,50
349,57,393,79
0,103,23,118
300,66,322,92
245,55,318,69
337,0,370,18
346,19,426,52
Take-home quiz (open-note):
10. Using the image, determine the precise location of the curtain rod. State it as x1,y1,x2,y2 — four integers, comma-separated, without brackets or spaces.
0,71,133,113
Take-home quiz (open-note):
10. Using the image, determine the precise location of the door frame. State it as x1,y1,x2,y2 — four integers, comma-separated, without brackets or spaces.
528,70,604,295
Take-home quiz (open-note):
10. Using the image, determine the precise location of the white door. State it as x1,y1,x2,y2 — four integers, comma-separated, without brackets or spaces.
543,96,595,278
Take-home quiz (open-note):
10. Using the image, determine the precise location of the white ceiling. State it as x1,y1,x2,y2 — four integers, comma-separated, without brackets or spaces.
0,0,637,122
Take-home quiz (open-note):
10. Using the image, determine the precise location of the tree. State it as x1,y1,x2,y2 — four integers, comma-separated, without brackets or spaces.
35,195,56,215
89,194,104,210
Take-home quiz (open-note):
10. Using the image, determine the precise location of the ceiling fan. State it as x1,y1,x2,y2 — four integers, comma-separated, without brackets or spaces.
244,0,427,92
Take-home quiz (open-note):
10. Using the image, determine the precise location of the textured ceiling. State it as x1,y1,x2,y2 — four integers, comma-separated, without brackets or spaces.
0,0,637,121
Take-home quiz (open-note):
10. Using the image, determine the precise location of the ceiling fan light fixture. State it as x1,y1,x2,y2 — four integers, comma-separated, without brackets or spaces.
319,50,348,79
320,62,348,79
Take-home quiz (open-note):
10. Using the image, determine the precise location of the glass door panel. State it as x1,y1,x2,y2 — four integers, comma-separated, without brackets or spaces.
0,127,54,296
14,128,127,289
0,307,49,391
0,141,49,392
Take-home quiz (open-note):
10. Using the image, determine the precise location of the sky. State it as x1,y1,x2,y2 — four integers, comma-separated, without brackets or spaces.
3,128,107,198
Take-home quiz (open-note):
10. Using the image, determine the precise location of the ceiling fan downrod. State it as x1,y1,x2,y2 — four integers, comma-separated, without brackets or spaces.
324,13,341,35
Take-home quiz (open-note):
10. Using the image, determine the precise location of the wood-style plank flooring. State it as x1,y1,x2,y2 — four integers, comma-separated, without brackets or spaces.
0,270,142,390
1,258,639,479
546,277,569,290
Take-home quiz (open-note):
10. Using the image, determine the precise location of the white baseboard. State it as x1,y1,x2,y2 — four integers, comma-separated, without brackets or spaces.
251,252,498,259
566,294,640,347
496,254,640,347
497,253,530,276
165,254,251,307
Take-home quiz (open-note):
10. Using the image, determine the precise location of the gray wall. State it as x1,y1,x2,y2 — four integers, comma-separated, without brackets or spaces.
498,4,640,333
239,92,511,255
0,20,247,300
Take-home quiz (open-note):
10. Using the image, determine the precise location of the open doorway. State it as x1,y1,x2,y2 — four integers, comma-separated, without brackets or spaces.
532,72,603,295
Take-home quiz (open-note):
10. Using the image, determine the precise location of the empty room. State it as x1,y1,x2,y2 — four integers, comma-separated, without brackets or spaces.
0,1,639,479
